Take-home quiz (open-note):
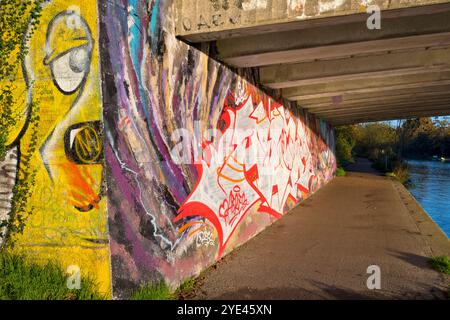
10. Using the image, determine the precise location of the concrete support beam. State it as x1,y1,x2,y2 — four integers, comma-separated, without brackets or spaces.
322,104,450,118
285,79,450,101
296,84,450,106
266,65,450,89
176,1,450,42
331,108,450,125
224,31,450,67
313,99,450,117
283,71,450,100
303,91,450,111
261,47,450,89
217,8,450,67
312,101,450,118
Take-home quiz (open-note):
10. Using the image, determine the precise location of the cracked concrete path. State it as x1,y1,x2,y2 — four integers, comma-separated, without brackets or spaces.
189,159,450,300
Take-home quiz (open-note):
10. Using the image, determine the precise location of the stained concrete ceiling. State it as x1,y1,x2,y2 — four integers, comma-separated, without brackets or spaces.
175,0,450,125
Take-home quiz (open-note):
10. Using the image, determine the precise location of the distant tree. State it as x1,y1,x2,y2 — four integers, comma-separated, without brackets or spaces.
358,123,396,160
335,125,361,165
433,117,450,157
398,117,450,158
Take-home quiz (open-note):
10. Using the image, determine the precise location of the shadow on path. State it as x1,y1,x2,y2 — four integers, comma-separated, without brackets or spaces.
345,157,382,175
189,158,450,300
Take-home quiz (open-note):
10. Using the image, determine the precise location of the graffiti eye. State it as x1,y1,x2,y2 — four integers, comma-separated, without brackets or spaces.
50,47,90,94
64,121,103,164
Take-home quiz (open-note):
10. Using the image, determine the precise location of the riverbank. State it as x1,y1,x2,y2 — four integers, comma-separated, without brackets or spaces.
187,159,449,300
407,159,450,237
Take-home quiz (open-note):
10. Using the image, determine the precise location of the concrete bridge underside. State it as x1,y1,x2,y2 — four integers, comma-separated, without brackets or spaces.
176,0,450,125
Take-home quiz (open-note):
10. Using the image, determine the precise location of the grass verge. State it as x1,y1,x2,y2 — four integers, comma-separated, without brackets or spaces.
130,281,175,300
0,252,106,300
336,167,346,177
175,277,196,299
429,256,450,275
130,277,198,300
384,162,412,186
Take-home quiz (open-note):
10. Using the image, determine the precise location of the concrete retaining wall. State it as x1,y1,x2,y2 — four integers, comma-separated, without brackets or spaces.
100,0,336,298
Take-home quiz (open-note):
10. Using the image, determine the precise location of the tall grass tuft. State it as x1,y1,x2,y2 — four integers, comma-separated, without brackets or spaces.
130,281,175,300
130,277,198,300
335,167,346,177
429,256,450,275
0,252,106,300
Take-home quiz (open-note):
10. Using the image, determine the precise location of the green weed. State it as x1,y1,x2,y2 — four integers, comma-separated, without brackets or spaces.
0,252,105,300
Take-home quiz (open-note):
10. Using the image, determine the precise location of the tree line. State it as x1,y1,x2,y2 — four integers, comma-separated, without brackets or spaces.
335,117,450,182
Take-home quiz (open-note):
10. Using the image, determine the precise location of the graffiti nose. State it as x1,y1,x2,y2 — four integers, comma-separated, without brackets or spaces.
64,121,103,164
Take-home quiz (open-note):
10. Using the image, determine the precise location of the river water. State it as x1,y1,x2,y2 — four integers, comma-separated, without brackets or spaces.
407,160,450,237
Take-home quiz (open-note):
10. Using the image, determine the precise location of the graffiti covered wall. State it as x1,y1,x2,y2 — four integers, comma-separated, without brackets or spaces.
1,0,335,298
1,0,110,295
100,0,336,297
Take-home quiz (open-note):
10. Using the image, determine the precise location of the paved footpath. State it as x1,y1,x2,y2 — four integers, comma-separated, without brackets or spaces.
189,159,450,300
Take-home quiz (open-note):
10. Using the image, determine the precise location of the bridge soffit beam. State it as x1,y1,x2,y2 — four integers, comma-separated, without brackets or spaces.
260,47,450,89
177,1,450,43
303,93,450,111
285,79,450,101
282,71,450,100
296,84,450,106
222,31,450,68
321,105,450,122
331,108,450,125
313,101,450,118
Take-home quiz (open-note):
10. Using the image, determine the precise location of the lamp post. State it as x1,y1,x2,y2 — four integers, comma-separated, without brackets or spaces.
381,149,387,171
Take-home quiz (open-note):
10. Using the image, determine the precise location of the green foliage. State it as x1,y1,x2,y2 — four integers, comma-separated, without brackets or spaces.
0,85,17,160
392,162,410,186
349,118,449,185
357,122,396,160
130,281,175,300
399,117,450,159
1,102,40,248
0,252,106,300
335,167,346,177
335,125,360,165
130,277,198,300
0,0,43,160
336,135,353,164
0,1,43,247
176,277,196,293
175,277,197,299
351,122,405,176
385,162,411,186
429,256,450,275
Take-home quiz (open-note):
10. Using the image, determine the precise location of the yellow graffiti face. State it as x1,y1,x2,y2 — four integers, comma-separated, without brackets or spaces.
12,0,111,296
24,6,103,210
